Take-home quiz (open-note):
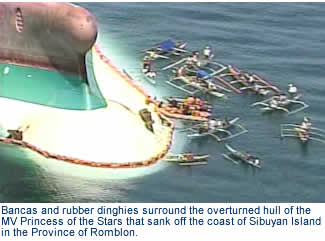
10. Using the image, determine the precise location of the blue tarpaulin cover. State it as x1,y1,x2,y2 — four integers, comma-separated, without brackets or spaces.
197,70,210,79
159,40,176,51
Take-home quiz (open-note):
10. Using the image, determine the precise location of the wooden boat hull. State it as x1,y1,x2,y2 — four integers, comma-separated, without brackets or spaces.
178,161,208,166
165,154,210,162
224,144,261,168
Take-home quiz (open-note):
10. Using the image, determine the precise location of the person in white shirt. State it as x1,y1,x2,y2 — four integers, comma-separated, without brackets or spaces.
203,46,212,59
288,83,298,97
301,117,312,130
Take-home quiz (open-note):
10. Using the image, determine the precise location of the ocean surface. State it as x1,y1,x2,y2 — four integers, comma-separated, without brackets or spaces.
1,3,325,202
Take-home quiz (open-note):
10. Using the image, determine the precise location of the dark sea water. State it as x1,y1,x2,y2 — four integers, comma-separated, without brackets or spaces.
1,3,325,202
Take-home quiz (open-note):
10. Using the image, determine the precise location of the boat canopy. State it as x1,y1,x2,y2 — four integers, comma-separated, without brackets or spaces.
159,40,176,52
197,70,210,79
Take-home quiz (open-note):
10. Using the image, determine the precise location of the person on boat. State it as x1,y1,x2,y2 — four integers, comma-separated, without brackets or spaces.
146,51,157,60
174,67,184,78
200,111,210,118
288,83,298,97
194,97,204,108
279,94,288,102
240,152,254,162
184,96,195,106
169,98,178,108
184,153,194,161
158,101,164,108
180,104,191,115
146,71,157,79
203,46,213,59
185,56,196,70
143,56,151,74
208,118,227,129
269,98,279,108
273,94,287,103
251,83,269,95
207,119,217,130
143,56,157,79
191,51,200,66
300,117,312,130
207,81,217,91
245,73,256,84
298,117,312,139
216,119,224,128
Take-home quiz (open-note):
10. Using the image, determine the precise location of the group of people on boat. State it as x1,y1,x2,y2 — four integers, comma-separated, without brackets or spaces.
228,68,275,95
184,46,214,68
238,152,261,167
158,96,211,118
198,118,231,134
174,64,220,94
268,85,299,107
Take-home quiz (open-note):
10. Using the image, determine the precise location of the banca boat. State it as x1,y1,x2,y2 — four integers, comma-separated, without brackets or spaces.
251,94,309,115
182,117,248,141
222,144,262,168
166,66,229,98
165,153,209,166
280,124,325,144
144,39,188,60
217,65,280,95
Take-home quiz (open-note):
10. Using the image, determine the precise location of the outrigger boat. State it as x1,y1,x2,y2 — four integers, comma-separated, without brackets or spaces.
166,65,229,98
144,39,188,60
251,94,309,115
280,124,325,144
165,153,209,166
217,65,281,95
161,47,220,71
222,144,262,168
182,117,248,141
